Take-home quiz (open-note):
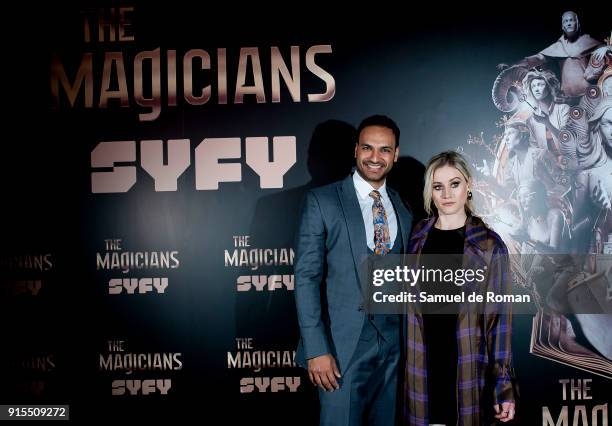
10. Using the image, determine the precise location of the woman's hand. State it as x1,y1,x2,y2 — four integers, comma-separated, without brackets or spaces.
494,401,516,422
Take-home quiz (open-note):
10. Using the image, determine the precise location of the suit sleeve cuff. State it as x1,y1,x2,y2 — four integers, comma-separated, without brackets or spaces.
301,326,331,360
493,366,516,404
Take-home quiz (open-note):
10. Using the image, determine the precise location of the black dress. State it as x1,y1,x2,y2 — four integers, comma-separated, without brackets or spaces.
421,225,465,425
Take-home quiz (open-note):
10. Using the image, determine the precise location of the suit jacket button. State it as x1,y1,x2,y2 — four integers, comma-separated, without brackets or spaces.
358,304,363,311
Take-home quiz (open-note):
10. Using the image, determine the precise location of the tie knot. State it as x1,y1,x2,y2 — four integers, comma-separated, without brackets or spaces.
369,190,381,201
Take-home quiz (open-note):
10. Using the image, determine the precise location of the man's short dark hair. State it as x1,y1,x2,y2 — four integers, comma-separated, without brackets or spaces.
357,115,400,147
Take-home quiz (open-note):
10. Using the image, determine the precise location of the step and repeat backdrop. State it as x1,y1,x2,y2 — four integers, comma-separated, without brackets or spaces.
1,4,611,423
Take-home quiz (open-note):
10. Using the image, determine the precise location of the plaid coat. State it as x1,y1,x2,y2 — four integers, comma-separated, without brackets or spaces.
403,215,515,425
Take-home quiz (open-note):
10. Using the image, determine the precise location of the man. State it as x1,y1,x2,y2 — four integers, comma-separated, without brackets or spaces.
501,11,608,99
294,115,412,425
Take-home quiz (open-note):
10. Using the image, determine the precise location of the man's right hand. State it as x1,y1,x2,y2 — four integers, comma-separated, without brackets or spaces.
307,354,341,391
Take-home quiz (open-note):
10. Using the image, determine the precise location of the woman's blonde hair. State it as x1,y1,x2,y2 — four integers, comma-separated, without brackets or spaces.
423,151,473,216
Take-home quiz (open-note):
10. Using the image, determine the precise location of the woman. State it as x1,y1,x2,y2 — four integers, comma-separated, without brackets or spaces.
522,69,571,158
403,151,516,425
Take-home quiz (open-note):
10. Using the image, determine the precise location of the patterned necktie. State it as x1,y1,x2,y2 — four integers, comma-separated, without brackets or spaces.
369,190,391,255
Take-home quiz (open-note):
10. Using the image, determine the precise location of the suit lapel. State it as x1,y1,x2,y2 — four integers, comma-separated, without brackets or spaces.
338,175,367,288
387,188,411,248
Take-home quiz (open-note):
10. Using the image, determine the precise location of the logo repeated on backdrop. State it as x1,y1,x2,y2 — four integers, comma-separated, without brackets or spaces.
225,236,294,292
99,339,182,396
228,338,299,394
0,253,53,296
96,239,179,295
6,353,56,398
1,253,59,399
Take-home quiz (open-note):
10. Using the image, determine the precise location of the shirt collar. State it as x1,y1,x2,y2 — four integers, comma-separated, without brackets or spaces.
352,171,388,202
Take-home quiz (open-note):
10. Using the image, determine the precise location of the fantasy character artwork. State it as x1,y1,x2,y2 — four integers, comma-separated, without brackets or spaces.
465,16,612,378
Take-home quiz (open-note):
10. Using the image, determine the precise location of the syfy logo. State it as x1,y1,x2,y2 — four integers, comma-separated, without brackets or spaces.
111,379,171,396
240,377,300,393
91,137,296,193
236,275,294,291
5,280,43,296
16,380,45,396
108,278,168,294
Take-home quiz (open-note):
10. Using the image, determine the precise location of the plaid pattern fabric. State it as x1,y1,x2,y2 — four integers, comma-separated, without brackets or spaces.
403,215,515,425
370,190,392,255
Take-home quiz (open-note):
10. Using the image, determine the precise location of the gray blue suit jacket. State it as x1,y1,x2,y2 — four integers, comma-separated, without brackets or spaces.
294,174,413,371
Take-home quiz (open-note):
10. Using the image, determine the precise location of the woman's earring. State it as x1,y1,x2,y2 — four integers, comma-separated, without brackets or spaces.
467,190,473,200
